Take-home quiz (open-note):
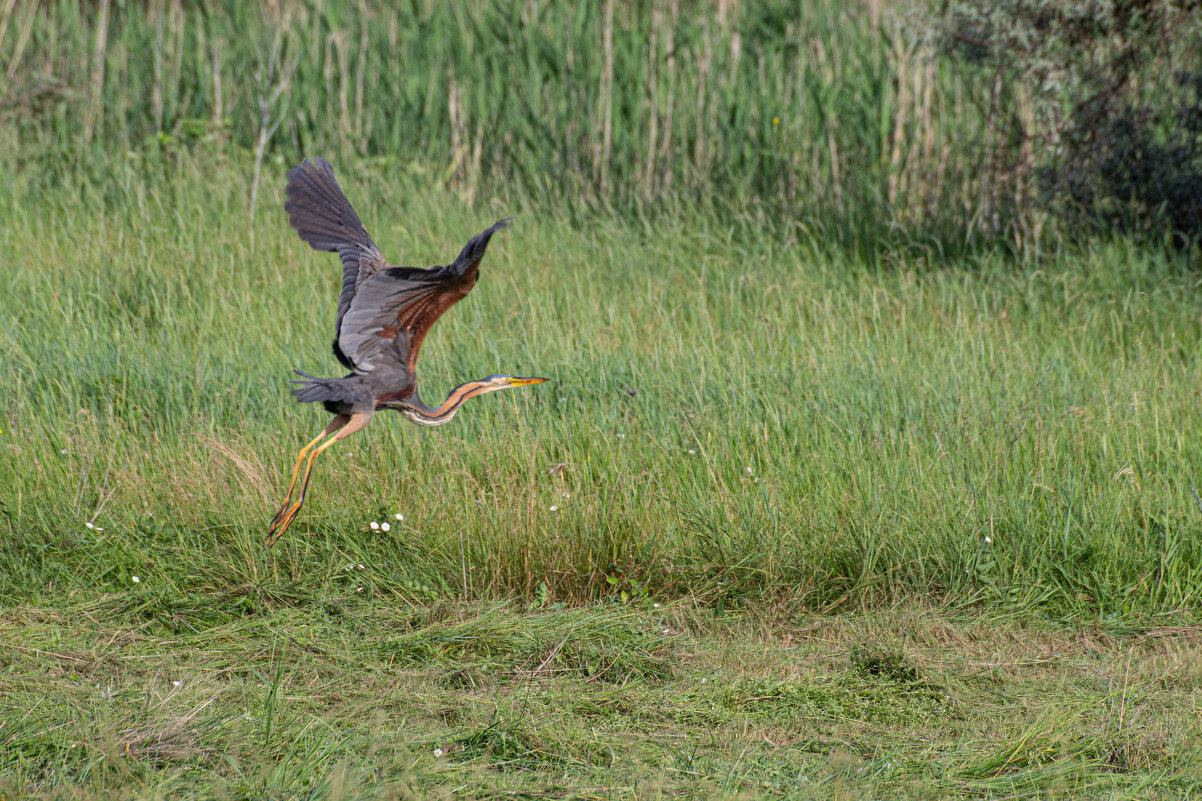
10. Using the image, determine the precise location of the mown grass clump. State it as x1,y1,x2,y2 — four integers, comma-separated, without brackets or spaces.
849,644,921,683
379,605,674,683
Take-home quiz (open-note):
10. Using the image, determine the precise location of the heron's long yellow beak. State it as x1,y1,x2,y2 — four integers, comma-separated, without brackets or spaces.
506,376,549,387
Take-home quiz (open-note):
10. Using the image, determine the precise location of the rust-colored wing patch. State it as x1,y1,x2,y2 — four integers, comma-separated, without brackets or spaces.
335,220,509,375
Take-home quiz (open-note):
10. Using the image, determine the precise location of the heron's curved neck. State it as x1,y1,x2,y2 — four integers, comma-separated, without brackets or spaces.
399,380,492,427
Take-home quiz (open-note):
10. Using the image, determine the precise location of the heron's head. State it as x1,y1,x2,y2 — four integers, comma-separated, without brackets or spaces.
480,374,549,392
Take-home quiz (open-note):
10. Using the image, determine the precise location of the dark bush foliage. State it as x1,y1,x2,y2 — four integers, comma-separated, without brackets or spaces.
941,0,1202,243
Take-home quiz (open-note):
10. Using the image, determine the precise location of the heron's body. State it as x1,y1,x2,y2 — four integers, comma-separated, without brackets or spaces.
265,158,545,546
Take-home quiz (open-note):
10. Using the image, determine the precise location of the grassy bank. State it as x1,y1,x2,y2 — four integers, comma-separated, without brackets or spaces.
3,601,1200,799
2,156,1201,620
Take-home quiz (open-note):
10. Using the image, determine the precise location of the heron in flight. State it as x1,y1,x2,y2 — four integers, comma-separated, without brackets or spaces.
266,158,546,546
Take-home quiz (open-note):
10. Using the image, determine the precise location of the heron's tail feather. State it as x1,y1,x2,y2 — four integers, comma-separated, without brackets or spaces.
290,370,364,404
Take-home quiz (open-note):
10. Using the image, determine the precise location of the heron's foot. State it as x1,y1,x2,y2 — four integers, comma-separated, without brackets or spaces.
268,498,293,530
265,500,303,547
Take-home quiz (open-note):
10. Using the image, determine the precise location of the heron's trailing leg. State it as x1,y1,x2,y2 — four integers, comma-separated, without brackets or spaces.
268,415,349,533
273,416,350,520
265,412,370,546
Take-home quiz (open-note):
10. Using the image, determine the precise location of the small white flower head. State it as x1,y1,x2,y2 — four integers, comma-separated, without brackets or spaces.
549,505,559,512
381,522,391,532
558,397,566,403
701,677,707,683
433,748,445,757
60,448,68,454
172,680,181,687
357,564,365,570
131,576,140,583
356,586,363,592
616,432,625,439
394,513,403,521
653,603,661,608
984,536,992,544
662,628,672,634
746,465,753,474
687,449,696,455
346,565,353,570
369,521,380,531
85,521,95,529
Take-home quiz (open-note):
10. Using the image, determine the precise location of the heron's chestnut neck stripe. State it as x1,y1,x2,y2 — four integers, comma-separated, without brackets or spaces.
400,381,490,426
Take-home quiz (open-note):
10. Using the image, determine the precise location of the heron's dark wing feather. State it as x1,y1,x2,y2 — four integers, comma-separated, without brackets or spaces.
284,158,387,368
337,219,510,374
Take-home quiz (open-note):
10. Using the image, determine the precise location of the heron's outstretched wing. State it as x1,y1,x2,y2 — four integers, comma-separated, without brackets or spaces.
284,158,387,368
337,219,510,373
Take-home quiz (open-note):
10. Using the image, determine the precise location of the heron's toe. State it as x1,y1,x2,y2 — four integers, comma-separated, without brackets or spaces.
265,502,303,547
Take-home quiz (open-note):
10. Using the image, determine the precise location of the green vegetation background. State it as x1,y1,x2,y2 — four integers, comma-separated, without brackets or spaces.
2,2,1201,798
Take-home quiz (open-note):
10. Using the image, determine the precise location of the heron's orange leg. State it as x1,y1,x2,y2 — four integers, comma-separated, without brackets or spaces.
265,412,371,547
270,416,350,530
268,416,349,533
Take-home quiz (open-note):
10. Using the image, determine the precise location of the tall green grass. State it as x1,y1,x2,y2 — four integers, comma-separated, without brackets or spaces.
1,0,991,247
1,153,1200,620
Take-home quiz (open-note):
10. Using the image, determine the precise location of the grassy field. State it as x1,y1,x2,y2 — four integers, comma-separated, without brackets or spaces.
2,153,1201,798
4,153,1202,616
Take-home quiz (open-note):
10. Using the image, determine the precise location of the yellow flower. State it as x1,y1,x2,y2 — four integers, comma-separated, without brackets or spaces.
772,117,780,126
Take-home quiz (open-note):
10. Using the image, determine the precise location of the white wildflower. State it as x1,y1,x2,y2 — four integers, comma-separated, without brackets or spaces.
131,576,140,583
984,536,992,544
381,522,391,532
549,505,559,512
369,521,380,530
434,748,444,757
687,449,696,454
85,522,95,529
394,513,403,521
172,680,181,687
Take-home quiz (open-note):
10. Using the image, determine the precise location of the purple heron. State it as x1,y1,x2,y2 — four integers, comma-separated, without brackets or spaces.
266,158,546,546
